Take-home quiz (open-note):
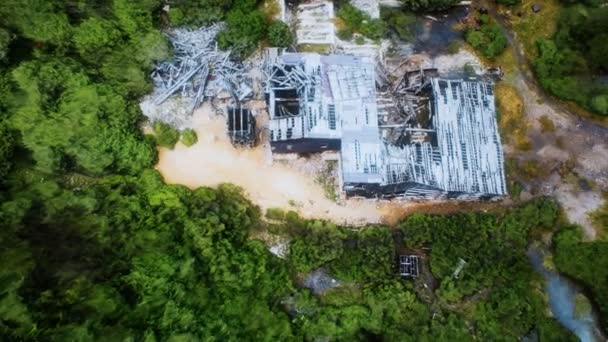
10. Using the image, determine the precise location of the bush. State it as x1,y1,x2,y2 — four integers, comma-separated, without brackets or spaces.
181,128,198,147
153,121,180,148
337,28,353,41
218,10,266,58
266,207,286,220
538,115,556,133
465,15,507,59
381,8,416,41
338,5,386,41
531,6,608,116
267,21,293,47
447,41,461,54
591,94,608,115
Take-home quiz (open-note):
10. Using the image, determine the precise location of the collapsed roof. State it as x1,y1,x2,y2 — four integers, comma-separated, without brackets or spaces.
265,51,506,199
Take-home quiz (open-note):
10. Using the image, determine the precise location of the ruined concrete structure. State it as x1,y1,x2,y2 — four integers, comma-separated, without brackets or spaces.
265,51,506,199
227,106,256,146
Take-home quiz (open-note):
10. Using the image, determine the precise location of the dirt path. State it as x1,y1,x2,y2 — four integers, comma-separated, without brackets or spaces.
485,3,608,239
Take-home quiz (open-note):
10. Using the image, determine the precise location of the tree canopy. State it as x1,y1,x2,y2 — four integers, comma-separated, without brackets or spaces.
533,5,608,115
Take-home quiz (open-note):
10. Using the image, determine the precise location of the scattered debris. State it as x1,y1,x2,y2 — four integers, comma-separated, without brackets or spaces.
452,258,467,278
304,268,341,295
269,241,290,258
140,24,252,128
531,4,541,13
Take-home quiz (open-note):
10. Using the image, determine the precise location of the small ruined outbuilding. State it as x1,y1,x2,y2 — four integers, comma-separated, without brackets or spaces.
227,106,256,146
399,255,420,278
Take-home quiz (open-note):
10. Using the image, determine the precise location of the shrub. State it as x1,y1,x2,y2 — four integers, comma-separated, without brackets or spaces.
381,8,416,41
181,128,198,147
267,21,293,47
591,94,608,115
217,10,266,58
153,121,179,149
465,15,507,59
538,115,556,133
447,41,461,54
266,207,286,220
337,28,353,41
338,5,386,41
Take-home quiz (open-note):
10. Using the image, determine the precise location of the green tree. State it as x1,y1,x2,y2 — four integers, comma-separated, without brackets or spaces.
267,21,293,47
218,10,266,58
153,122,180,149
0,121,14,180
0,29,11,62
181,129,198,147
465,15,507,59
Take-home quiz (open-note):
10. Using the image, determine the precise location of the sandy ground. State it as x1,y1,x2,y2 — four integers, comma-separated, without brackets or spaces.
156,103,390,226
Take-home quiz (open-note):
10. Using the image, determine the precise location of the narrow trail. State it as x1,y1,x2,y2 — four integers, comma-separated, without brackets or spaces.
487,1,607,133
484,2,608,239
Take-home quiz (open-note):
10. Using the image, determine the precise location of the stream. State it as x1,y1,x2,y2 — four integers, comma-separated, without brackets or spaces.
528,247,606,341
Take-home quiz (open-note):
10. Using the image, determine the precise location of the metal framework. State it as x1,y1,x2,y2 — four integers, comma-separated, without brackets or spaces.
264,51,507,200
399,255,420,278
227,106,256,146
150,24,252,113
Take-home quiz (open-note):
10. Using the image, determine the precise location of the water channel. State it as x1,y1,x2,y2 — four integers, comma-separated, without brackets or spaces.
528,247,605,341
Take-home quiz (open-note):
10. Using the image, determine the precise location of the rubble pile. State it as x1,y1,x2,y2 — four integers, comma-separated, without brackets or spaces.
141,24,253,128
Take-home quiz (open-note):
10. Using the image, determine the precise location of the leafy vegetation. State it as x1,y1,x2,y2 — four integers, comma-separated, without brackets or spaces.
0,0,604,340
381,8,417,42
337,4,386,41
153,121,180,149
169,0,288,57
495,83,532,150
268,21,293,47
180,128,198,147
531,4,608,115
465,15,508,59
554,227,608,328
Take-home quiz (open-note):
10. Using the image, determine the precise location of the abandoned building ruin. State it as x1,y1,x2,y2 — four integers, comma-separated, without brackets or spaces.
264,50,506,199
227,106,256,146
399,255,420,278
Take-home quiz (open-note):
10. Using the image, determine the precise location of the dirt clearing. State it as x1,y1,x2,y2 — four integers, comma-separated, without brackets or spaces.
156,103,396,226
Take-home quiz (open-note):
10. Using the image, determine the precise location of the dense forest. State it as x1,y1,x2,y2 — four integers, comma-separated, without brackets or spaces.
0,170,582,339
0,0,606,340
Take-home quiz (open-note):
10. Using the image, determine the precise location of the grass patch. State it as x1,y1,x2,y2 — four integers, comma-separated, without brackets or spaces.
495,84,531,151
266,207,286,221
521,160,546,179
508,0,561,62
260,0,280,21
538,115,555,133
297,44,331,54
316,160,339,202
